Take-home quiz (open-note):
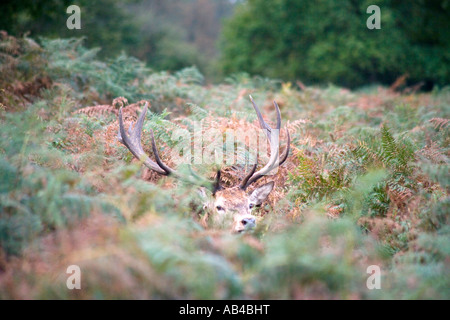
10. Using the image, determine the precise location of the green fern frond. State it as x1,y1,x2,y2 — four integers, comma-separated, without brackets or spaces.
188,103,208,120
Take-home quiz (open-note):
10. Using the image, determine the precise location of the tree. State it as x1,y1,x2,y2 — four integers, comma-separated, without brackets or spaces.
1,0,235,80
220,0,450,88
0,0,141,58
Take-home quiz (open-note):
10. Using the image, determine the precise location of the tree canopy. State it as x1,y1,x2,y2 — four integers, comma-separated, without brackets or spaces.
220,0,450,88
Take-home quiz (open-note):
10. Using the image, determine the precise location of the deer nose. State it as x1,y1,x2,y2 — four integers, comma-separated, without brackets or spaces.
241,217,256,228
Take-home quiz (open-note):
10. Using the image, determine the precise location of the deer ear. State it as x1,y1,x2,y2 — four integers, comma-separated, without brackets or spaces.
249,181,274,205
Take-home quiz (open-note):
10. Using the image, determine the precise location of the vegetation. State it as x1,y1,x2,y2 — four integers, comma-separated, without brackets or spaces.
0,0,233,80
0,34,448,299
4,0,449,87
220,0,450,88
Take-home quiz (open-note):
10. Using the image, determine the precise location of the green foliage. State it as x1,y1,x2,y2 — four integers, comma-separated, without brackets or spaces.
252,215,376,299
379,125,416,176
0,0,234,80
9,37,208,112
0,93,122,256
362,182,390,217
41,37,149,103
221,0,450,88
341,169,389,218
419,197,449,232
350,125,417,216
0,33,449,300
135,218,243,299
0,0,141,60
289,147,355,203
377,225,450,299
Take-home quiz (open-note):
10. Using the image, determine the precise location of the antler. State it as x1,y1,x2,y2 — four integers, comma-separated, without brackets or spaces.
118,102,215,189
118,102,175,175
118,99,290,192
239,96,290,190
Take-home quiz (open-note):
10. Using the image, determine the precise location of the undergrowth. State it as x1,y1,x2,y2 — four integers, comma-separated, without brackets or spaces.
0,34,448,299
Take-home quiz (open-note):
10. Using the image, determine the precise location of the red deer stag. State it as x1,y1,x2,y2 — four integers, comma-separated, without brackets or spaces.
118,96,290,232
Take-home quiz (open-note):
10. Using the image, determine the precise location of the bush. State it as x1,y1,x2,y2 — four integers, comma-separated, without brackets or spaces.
220,0,450,88
0,33,448,300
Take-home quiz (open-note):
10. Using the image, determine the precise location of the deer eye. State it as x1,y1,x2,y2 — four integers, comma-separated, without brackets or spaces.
216,206,224,211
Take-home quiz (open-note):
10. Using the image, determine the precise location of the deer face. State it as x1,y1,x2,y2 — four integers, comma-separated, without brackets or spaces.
211,182,274,233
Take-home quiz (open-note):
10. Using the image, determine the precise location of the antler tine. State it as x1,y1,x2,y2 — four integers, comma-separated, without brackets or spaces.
249,95,282,138
241,96,291,190
279,127,290,166
149,130,208,184
212,170,223,195
249,95,271,139
149,129,176,176
240,95,273,188
149,128,217,187
273,100,281,131
239,163,257,189
118,103,217,191
118,103,168,175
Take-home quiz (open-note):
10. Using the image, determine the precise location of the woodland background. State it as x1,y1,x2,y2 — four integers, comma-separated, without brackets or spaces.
0,0,448,299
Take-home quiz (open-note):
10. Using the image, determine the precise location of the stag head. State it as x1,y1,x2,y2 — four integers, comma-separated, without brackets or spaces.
118,96,290,233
